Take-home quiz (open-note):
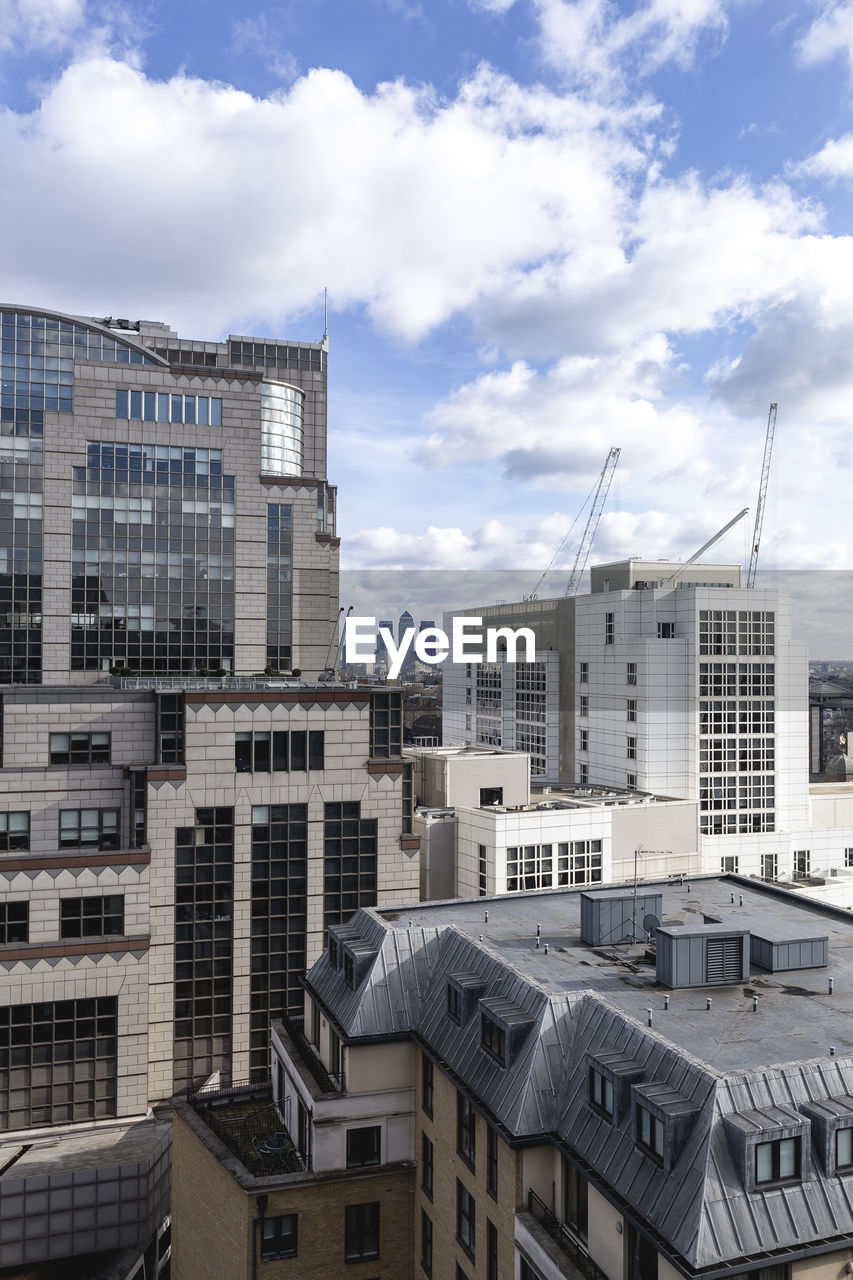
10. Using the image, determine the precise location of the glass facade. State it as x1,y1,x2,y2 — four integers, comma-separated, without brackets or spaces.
71,443,235,672
266,505,292,670
249,804,307,1076
323,801,378,928
260,382,304,476
0,309,157,684
174,808,234,1091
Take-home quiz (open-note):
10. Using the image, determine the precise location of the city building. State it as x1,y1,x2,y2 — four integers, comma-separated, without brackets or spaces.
0,306,417,1276
443,560,853,887
173,875,853,1280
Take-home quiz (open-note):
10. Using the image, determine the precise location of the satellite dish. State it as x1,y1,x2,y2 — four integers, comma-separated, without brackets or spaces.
643,914,661,936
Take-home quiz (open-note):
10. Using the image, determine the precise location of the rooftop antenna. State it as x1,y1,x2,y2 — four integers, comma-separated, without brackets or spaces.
323,286,328,341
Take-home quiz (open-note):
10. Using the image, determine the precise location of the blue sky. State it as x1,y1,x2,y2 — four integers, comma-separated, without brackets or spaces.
4,0,853,619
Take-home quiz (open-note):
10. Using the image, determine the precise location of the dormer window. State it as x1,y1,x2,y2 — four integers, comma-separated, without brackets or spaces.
837,1128,853,1172
637,1104,664,1161
481,1014,506,1066
756,1137,801,1186
448,984,462,1023
589,1067,614,1119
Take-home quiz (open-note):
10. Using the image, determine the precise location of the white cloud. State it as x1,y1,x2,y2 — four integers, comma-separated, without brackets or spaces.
467,0,519,12
232,15,299,82
798,1,853,76
0,0,87,53
791,132,853,183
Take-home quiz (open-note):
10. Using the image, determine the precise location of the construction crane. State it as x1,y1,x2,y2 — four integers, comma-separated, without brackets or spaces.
564,447,621,596
667,508,749,587
747,402,777,588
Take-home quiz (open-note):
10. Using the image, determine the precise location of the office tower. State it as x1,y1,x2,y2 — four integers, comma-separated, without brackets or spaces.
173,877,853,1280
0,306,418,1276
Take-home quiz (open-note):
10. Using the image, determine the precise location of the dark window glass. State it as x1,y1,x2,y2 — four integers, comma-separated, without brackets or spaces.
49,732,111,765
481,1015,506,1065
58,809,119,850
487,1125,498,1199
60,895,124,939
487,1219,498,1280
457,1092,476,1170
290,731,307,771
261,1214,297,1260
563,1159,588,1242
589,1066,614,1118
422,1053,433,1117
344,1201,379,1263
346,1126,381,1168
447,984,461,1023
0,812,29,851
422,1132,434,1200
636,1105,664,1161
0,900,28,944
456,1180,475,1260
421,1210,433,1277
323,801,377,929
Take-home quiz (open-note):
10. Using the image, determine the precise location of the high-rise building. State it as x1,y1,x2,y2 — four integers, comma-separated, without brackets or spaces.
0,306,418,1277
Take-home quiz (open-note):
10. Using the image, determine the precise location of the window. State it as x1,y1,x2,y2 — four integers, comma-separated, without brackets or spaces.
487,1125,498,1198
456,1181,476,1260
579,661,588,683
457,1267,470,1280
579,728,588,752
115,388,222,425
506,844,554,891
344,953,355,987
60,895,124,939
0,812,29,851
448,983,462,1023
627,699,637,723
346,1126,381,1168
578,763,589,785
755,1137,800,1185
0,901,28,944
605,613,614,645
794,850,810,879
627,662,637,685
627,736,637,760
421,1211,433,1276
481,1014,506,1066
846,848,853,869
637,1104,664,1160
422,1052,434,1117
627,773,637,790
579,694,588,717
261,1214,298,1260
234,730,323,773
721,855,739,874
657,621,675,638
563,1159,588,1242
49,732,111,765
589,1066,614,1118
422,1133,434,1200
479,845,487,896
837,1127,853,1171
457,1092,476,1169
487,1219,498,1280
344,1201,380,1263
323,801,377,928
762,852,778,881
370,689,403,757
59,809,119,850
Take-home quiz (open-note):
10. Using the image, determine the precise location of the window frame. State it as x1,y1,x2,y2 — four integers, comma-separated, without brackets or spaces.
487,1125,498,1200
480,1013,507,1066
636,1103,664,1162
422,1131,434,1201
344,1201,380,1264
0,811,30,852
49,731,112,766
456,1180,476,1261
589,1066,614,1119
755,1136,801,1187
457,1091,477,1171
260,1213,298,1261
346,1125,381,1169
421,1209,433,1277
58,808,120,850
60,894,124,939
422,1052,434,1118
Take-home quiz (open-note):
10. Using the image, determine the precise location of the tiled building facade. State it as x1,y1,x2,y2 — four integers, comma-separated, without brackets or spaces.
0,307,417,1278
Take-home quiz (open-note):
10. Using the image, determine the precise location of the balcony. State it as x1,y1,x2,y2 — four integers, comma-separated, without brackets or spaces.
186,1078,305,1177
278,1012,344,1094
520,1189,609,1280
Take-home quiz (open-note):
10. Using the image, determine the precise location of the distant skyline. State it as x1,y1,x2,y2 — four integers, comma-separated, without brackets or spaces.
4,0,853,584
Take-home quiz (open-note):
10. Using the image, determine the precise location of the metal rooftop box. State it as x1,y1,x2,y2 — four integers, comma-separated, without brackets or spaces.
580,889,663,946
656,924,750,988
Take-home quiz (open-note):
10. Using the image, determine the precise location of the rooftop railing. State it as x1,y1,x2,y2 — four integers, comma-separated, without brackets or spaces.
527,1189,609,1280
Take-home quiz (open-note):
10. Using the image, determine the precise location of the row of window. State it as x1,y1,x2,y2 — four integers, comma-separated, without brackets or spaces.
115,389,223,426
259,1202,379,1263
235,730,324,773
578,660,637,684
0,896,125,944
505,841,603,891
0,810,120,852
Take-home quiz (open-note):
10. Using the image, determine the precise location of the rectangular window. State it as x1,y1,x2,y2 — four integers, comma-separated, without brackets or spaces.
457,1180,476,1260
579,661,589,683
846,848,853,869
837,1128,853,1171
370,689,403,757
58,809,119,850
481,1014,506,1066
0,811,29,851
422,1132,434,1200
794,850,810,879
755,1137,800,1185
235,730,321,773
487,1125,498,1199
447,983,462,1023
605,613,614,645
579,694,588,717
457,1092,476,1170
487,1219,498,1280
261,1214,298,1260
563,1159,588,1242
762,852,778,880
627,773,637,790
721,855,739,874
49,732,111,765
578,763,589,785
60,895,124,939
579,728,588,752
0,901,28,944
422,1052,434,1117
627,736,637,760
479,844,487,896
627,662,637,685
346,1125,381,1168
589,1066,614,1118
421,1210,433,1276
637,1104,664,1160
658,621,675,638
627,699,637,723
323,801,377,929
344,1201,380,1263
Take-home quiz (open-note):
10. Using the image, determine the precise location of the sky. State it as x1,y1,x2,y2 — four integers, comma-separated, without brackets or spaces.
4,0,853,649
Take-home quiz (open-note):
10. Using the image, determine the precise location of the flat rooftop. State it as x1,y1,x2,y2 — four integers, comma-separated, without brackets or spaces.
379,876,853,1074
0,1115,168,1179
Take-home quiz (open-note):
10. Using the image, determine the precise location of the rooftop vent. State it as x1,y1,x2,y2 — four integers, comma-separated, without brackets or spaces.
749,926,828,973
580,889,663,947
656,924,749,989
